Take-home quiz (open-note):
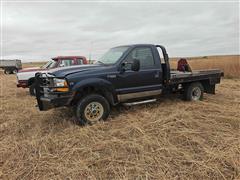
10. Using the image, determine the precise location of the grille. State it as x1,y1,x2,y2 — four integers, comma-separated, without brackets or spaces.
35,73,54,88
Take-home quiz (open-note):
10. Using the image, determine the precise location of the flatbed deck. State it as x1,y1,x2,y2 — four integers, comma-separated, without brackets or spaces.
169,69,223,85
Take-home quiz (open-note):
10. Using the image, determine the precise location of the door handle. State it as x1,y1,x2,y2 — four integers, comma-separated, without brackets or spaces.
155,71,160,78
107,74,117,79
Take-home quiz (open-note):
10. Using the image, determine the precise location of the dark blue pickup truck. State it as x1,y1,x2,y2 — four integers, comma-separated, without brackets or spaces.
35,44,223,125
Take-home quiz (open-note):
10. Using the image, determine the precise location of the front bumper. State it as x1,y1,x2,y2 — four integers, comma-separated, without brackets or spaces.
35,72,73,111
38,95,72,111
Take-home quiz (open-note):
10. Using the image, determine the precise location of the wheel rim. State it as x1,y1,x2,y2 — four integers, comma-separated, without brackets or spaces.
84,102,104,123
192,87,201,100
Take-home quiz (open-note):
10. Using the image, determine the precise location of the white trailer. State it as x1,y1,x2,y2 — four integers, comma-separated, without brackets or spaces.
0,59,22,74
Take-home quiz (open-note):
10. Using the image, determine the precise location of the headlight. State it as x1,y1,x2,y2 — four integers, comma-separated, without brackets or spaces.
53,78,67,87
53,78,69,92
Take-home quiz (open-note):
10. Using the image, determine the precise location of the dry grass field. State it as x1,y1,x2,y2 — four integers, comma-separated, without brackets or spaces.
22,62,46,68
0,55,239,179
170,55,240,78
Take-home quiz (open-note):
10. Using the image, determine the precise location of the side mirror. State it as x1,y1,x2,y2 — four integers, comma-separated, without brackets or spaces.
131,59,140,71
120,62,126,73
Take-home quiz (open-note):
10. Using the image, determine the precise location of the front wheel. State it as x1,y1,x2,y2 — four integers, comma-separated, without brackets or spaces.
184,82,204,101
4,69,11,74
76,94,110,125
29,83,36,96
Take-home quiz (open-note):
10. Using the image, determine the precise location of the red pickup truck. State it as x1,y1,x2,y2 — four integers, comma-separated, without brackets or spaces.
17,56,88,95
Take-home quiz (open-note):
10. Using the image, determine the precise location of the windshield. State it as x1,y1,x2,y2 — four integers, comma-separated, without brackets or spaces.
41,60,57,69
96,46,129,65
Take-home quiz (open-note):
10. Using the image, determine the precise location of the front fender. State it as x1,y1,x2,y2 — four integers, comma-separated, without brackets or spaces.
71,78,118,104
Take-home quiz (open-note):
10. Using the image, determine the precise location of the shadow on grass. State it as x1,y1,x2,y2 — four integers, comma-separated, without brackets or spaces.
40,93,183,127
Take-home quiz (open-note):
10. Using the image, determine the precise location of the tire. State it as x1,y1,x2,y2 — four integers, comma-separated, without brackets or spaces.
12,69,18,74
76,94,110,125
29,83,36,96
184,82,204,101
4,69,11,74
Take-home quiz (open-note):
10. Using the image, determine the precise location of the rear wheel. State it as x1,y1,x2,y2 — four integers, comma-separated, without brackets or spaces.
12,69,18,74
76,94,110,125
184,82,204,101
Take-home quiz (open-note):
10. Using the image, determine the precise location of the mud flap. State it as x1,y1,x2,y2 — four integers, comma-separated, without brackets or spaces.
205,84,216,94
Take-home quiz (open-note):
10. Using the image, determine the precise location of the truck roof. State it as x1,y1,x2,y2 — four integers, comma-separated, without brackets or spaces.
114,44,155,48
52,56,86,60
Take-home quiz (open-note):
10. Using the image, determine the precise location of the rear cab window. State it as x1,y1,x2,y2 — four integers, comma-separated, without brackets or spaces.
76,58,83,65
59,59,74,67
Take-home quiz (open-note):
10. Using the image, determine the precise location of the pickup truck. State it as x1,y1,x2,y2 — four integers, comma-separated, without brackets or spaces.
17,56,88,95
35,44,223,125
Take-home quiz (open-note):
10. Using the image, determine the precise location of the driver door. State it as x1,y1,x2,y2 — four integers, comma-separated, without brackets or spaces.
115,46,162,98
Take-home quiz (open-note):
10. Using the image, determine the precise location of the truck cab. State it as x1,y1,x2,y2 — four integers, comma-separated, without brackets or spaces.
35,44,223,125
17,56,88,95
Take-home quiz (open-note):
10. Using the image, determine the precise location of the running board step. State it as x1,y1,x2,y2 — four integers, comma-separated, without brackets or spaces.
123,99,157,106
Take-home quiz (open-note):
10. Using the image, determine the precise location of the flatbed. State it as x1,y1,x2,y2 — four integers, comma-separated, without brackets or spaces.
170,69,222,85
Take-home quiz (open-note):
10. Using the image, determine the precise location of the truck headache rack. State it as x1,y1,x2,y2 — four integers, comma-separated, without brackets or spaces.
155,45,170,84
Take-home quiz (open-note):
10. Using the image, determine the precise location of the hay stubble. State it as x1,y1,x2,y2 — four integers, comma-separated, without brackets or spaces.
0,62,239,179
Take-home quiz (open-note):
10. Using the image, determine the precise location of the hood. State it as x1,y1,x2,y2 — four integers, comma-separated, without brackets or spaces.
48,64,105,77
19,67,42,72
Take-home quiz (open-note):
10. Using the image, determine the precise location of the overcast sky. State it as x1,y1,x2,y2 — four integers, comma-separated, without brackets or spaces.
1,1,239,61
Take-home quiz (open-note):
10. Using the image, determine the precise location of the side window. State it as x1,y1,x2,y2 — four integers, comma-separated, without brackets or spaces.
76,58,83,65
125,47,154,69
60,59,74,67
